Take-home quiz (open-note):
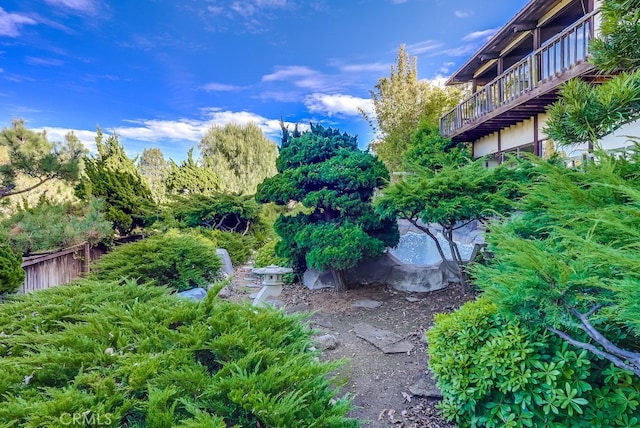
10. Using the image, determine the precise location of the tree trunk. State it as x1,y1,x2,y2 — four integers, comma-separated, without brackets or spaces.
332,269,348,292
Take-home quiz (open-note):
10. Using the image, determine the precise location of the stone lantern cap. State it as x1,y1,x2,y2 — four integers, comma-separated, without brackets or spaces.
252,265,293,276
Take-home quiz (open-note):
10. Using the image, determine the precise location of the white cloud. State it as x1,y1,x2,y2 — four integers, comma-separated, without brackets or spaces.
39,127,98,153
0,8,37,37
438,61,455,74
462,28,498,42
304,93,373,117
391,0,408,3
405,40,444,55
44,0,99,15
454,10,472,18
115,110,294,143
200,82,245,92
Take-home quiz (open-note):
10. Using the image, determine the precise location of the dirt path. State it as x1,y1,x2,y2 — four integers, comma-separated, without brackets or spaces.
227,263,474,427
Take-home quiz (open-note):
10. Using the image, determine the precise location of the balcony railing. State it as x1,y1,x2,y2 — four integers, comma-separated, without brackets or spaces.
441,10,598,138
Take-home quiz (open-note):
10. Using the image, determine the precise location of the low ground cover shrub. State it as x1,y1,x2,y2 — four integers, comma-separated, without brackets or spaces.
0,280,356,427
428,297,640,428
90,230,221,291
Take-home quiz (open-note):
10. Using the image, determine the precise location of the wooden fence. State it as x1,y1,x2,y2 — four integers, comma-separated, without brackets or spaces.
17,235,143,294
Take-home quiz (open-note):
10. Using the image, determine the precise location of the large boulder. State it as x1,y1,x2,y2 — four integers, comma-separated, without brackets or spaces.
216,248,234,276
303,268,336,290
302,252,448,293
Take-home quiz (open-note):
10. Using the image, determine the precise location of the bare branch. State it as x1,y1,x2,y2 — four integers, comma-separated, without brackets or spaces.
570,307,640,365
547,326,640,377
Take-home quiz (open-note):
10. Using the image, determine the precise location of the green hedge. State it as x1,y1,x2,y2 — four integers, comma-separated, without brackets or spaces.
0,280,357,427
427,297,640,428
90,231,221,291
197,228,255,266
0,243,24,294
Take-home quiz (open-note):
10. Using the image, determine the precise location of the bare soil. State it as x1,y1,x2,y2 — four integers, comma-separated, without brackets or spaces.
228,264,474,427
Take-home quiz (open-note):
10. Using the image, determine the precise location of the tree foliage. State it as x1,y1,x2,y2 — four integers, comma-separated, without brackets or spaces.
138,147,169,203
545,71,640,145
256,124,399,291
376,157,532,288
361,45,463,172
199,122,278,194
590,0,640,73
75,129,156,235
0,242,24,294
166,192,261,234
545,0,640,146
1,197,112,254
165,148,220,196
402,122,471,172
0,119,81,199
474,150,640,377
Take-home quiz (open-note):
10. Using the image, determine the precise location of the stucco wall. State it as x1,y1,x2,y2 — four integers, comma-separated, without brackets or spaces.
474,132,499,157
501,118,535,150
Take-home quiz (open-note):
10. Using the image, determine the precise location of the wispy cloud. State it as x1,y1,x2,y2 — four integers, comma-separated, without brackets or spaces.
444,44,479,57
304,93,373,117
405,40,444,55
462,28,498,42
438,61,455,75
26,57,64,67
262,65,332,91
339,62,391,73
200,82,246,92
391,0,408,4
44,0,99,15
0,8,37,37
454,10,472,18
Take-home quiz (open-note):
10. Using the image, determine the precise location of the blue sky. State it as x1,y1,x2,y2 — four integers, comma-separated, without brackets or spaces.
1,0,528,162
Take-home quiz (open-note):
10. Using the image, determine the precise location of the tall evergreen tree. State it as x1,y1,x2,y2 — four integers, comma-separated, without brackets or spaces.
256,124,399,291
199,122,278,195
75,129,156,235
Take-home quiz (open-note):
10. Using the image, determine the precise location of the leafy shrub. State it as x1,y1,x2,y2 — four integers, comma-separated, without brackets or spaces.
90,230,221,291
0,243,24,294
198,228,255,266
427,297,640,427
1,198,112,254
254,240,295,284
0,280,357,427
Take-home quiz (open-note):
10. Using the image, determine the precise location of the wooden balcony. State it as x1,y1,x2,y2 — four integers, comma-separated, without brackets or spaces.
440,10,599,142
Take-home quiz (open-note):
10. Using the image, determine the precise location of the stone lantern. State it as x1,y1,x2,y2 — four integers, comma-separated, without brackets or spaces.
251,265,293,307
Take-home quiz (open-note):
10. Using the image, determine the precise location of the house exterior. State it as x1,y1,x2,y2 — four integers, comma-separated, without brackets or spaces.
439,0,639,166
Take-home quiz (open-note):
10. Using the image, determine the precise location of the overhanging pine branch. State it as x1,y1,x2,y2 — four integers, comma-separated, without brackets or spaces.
547,326,640,377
